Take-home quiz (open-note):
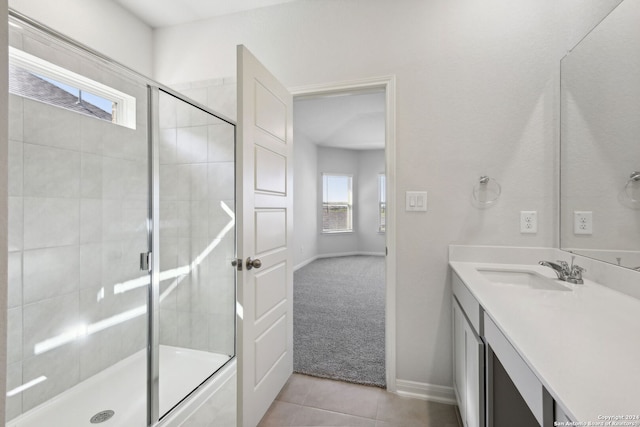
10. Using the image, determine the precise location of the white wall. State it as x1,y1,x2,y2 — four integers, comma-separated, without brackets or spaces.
293,131,318,268
9,0,154,75
153,0,622,390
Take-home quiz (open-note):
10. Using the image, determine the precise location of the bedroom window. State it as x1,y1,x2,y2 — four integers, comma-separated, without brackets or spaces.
8,47,137,129
322,174,353,233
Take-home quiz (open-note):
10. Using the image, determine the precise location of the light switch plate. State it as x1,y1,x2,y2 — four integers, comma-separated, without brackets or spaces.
406,191,427,212
574,211,593,235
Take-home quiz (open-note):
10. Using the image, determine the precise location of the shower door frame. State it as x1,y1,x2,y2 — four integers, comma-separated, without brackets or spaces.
147,86,237,426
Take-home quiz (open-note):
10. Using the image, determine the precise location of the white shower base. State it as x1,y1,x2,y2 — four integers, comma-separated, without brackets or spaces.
8,345,232,427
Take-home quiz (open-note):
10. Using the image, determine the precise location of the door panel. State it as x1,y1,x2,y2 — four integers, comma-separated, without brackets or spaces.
255,146,287,194
255,263,287,320
237,45,293,427
255,81,288,141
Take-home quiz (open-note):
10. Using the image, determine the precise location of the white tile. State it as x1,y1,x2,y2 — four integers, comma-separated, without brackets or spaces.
101,241,124,288
160,235,179,272
101,199,123,242
160,201,179,239
80,115,107,155
23,197,79,249
8,197,23,252
23,34,81,73
208,123,235,163
207,83,237,122
6,362,23,422
9,94,24,142
121,199,148,241
81,153,103,198
177,126,208,164
22,292,79,359
159,309,178,346
177,311,209,351
80,199,103,244
78,329,108,381
23,143,80,198
121,158,148,201
22,344,80,412
190,201,209,238
160,128,177,165
159,93,177,129
80,243,102,289
160,164,179,201
102,157,125,199
8,252,22,308
176,164,192,201
23,245,79,304
191,164,209,201
23,98,81,151
208,313,235,355
178,201,192,238
208,162,235,201
7,307,23,364
8,140,23,197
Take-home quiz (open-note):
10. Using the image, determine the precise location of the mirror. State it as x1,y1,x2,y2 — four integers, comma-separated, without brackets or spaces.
560,0,640,269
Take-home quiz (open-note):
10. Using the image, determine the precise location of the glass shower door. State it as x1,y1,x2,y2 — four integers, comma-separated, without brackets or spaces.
155,89,236,418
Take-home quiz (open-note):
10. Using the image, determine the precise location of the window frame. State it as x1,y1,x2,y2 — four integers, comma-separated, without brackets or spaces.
9,46,137,129
321,173,354,234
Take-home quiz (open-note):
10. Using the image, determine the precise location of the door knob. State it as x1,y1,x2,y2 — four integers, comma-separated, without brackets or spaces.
246,257,262,270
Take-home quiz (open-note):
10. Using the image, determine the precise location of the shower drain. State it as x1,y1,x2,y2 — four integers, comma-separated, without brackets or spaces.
90,410,115,424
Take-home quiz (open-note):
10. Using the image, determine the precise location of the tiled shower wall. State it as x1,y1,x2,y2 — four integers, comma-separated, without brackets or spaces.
7,90,150,420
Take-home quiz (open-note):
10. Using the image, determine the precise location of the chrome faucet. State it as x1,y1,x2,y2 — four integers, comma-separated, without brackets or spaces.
539,257,585,284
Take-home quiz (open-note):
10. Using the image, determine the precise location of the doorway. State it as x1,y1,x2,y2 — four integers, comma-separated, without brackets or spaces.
291,77,397,391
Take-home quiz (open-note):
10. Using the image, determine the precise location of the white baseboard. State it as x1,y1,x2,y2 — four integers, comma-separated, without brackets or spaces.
294,252,385,271
395,379,457,405
294,256,318,271
316,251,385,259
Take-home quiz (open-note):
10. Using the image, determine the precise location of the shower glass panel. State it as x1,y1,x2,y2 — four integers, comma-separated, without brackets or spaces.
6,14,150,427
156,90,236,417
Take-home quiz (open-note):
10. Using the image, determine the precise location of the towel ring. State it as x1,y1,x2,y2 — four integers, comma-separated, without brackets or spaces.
624,171,640,203
473,176,501,205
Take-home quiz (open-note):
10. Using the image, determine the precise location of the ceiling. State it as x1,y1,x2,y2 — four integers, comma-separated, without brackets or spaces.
112,0,386,151
113,0,300,28
294,90,385,151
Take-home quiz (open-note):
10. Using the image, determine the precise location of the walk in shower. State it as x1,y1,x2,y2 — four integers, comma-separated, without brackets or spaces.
6,11,236,426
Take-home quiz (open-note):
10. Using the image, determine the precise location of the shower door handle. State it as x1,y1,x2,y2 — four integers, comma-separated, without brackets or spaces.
246,257,262,270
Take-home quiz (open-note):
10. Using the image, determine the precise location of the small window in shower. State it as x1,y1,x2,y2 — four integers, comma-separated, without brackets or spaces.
8,47,137,129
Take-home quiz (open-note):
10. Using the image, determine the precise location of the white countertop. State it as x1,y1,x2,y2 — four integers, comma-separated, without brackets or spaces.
449,261,640,423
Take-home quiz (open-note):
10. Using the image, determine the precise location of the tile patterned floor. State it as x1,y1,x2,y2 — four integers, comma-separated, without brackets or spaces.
258,374,461,427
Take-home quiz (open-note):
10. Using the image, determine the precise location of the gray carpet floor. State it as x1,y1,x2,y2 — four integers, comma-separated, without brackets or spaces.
293,255,386,387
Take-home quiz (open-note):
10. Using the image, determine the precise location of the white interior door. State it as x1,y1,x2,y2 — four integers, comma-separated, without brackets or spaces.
236,45,294,427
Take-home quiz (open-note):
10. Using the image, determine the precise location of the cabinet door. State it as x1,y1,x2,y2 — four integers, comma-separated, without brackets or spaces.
465,319,484,427
453,300,467,421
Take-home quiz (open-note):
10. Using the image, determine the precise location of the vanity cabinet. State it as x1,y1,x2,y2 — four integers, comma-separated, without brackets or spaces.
452,273,484,427
451,266,576,427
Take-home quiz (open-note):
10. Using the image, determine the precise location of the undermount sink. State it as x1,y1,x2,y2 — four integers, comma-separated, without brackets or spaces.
477,268,572,291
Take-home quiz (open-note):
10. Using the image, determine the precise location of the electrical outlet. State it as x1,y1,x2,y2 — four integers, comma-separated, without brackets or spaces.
574,211,593,235
520,211,537,234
